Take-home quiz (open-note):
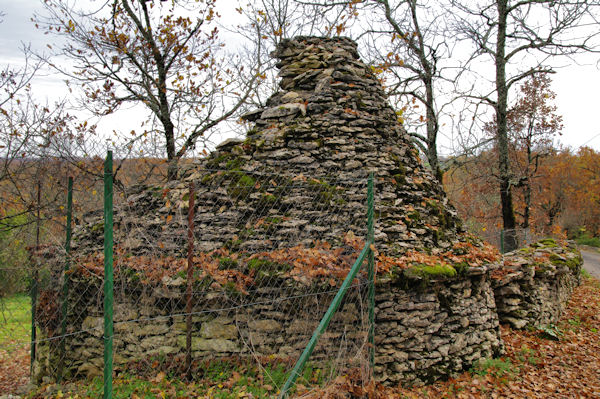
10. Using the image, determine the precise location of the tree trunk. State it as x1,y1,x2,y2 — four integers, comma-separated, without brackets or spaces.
424,75,441,181
495,0,518,251
164,118,178,181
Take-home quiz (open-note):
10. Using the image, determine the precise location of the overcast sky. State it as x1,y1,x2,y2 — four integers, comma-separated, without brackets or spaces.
2,0,600,154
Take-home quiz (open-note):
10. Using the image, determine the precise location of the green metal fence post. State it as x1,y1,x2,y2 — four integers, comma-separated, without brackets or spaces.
279,175,376,397
57,176,73,382
30,180,41,375
367,173,375,373
279,244,371,398
185,181,195,380
103,151,114,399
500,230,505,254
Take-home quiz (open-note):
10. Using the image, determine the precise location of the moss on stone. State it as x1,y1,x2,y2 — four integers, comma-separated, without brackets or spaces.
432,228,445,244
246,126,260,137
549,254,581,270
226,171,256,199
259,217,283,233
537,238,558,248
308,178,339,204
390,154,407,186
405,210,421,227
426,199,450,229
218,257,239,270
91,222,104,233
453,261,470,275
223,281,244,297
405,264,458,280
393,173,406,186
206,154,230,169
224,238,243,251
519,247,534,254
205,153,246,172
247,258,292,286
258,193,279,208
247,258,291,274
407,211,421,221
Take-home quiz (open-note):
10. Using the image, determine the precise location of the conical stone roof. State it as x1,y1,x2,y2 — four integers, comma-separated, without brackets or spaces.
199,36,464,255
73,36,467,261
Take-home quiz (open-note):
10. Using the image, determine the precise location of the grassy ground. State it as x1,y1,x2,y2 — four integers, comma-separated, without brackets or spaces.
28,360,334,398
575,234,600,248
0,293,32,394
0,293,32,347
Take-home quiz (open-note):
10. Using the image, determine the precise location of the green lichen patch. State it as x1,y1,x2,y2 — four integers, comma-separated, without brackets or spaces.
226,171,257,199
405,263,458,280
535,238,558,248
218,257,239,270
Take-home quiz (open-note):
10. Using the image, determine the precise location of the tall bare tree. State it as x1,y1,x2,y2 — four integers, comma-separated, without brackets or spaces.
357,0,461,180
36,0,264,180
453,0,600,251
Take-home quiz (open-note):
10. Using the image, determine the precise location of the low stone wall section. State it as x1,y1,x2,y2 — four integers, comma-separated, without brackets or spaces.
33,266,504,387
375,264,502,386
492,239,582,329
33,239,583,386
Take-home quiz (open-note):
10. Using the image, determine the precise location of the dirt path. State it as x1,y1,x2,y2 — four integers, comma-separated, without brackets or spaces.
581,247,600,280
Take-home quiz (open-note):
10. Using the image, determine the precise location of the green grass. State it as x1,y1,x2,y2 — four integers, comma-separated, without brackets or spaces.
575,234,600,247
469,358,516,379
28,359,332,398
581,268,591,278
0,294,31,347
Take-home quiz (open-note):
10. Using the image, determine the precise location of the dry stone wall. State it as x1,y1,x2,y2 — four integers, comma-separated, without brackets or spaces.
492,239,583,329
33,276,370,383
375,265,502,385
33,266,506,387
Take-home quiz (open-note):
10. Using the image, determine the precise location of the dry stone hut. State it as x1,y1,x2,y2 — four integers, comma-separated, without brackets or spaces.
33,36,581,388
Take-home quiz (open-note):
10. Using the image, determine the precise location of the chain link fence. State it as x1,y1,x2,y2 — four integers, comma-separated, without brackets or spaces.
478,226,543,254
1,153,375,397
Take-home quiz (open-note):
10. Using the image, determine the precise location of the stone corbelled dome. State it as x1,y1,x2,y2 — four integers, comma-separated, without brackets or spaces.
225,36,464,255
73,36,465,258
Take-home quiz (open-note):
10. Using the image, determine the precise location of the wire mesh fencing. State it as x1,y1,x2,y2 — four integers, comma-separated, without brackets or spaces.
479,226,543,254
2,155,376,397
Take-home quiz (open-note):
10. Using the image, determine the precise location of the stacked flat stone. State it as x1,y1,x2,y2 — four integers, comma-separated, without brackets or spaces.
492,239,582,329
233,36,463,255
71,36,465,259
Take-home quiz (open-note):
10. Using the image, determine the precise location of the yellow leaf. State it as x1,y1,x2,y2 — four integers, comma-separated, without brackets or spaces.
166,214,173,223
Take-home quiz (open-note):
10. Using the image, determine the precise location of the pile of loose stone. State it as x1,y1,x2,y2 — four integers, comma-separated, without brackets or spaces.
32,37,583,388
